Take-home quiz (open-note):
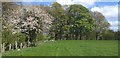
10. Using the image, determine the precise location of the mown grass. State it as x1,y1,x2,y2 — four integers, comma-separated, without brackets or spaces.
3,40,118,56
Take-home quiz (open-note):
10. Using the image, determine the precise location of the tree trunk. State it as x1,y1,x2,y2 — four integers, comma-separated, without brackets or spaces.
55,33,57,40
75,34,77,40
27,40,30,47
71,34,73,40
2,43,5,52
96,32,100,40
15,41,18,49
70,34,72,40
20,43,23,49
59,33,62,40
78,35,80,40
23,43,27,48
66,34,68,40
0,44,2,52
80,34,82,40
9,44,11,50
86,34,88,40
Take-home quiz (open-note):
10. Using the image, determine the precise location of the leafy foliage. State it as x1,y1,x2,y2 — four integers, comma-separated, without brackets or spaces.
91,11,110,40
47,3,95,40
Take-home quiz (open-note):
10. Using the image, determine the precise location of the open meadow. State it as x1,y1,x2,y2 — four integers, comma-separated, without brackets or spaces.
3,40,118,56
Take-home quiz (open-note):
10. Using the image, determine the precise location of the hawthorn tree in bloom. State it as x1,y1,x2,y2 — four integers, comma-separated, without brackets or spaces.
16,6,53,46
2,2,53,51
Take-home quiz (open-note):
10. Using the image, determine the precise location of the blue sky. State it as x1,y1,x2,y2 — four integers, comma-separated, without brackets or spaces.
16,0,119,31
11,0,120,2
91,2,118,31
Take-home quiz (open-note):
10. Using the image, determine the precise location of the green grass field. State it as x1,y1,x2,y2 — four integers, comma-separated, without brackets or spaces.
3,40,118,56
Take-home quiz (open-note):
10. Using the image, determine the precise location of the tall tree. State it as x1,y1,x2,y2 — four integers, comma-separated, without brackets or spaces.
91,11,110,40
47,2,69,40
67,4,95,40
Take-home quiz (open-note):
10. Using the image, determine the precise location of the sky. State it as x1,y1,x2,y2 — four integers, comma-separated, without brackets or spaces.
2,0,119,2
4,0,119,31
91,2,118,31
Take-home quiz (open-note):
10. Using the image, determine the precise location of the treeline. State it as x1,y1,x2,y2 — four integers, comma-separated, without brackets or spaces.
0,2,119,52
46,2,118,40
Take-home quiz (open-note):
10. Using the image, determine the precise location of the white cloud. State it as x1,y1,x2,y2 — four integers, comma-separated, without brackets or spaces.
20,0,34,2
2,0,119,2
109,21,119,26
91,5,118,31
56,0,96,7
56,0,74,5
91,5,118,18
110,26,118,31
74,0,96,7
18,0,56,2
